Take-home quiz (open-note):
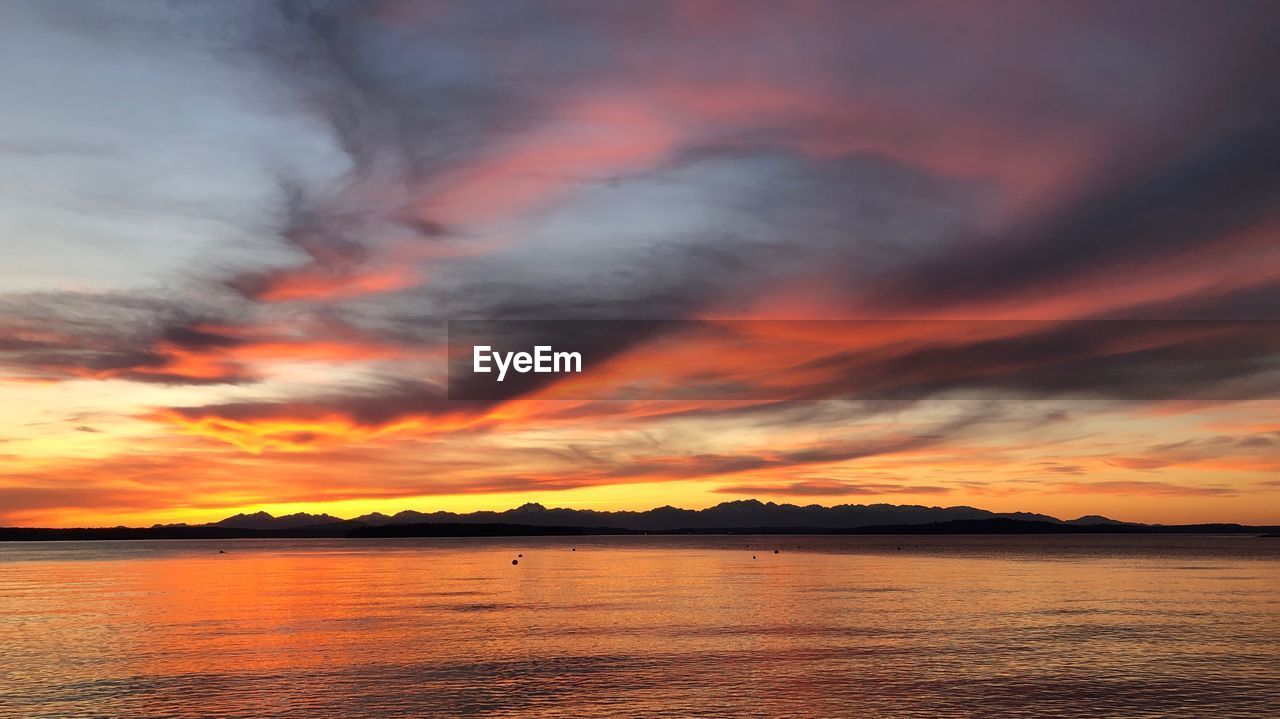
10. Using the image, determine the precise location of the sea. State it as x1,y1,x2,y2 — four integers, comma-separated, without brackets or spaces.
1,534,1277,718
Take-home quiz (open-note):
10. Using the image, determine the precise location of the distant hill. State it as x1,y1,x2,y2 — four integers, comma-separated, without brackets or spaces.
1065,515,1136,526
5,500,1275,541
332,500,1075,532
169,500,1088,532
210,511,349,530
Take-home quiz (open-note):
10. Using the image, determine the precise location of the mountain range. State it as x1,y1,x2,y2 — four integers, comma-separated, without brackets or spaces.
6,500,1276,541
189,500,1134,532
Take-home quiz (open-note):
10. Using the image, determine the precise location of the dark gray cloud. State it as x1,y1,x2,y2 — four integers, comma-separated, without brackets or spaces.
1115,281,1280,321
0,292,258,385
866,36,1280,312
790,320,1280,401
160,378,494,427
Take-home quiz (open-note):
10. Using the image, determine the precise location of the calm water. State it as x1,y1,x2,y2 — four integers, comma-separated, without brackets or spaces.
1,535,1277,718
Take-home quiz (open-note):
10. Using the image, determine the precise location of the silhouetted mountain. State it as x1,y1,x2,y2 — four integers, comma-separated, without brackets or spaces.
2,507,1275,541
210,511,347,530
348,518,1140,538
221,500,1109,532
999,511,1064,523
1065,515,1133,526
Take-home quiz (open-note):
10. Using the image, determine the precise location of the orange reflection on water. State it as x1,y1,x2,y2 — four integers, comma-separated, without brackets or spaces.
2,536,1279,718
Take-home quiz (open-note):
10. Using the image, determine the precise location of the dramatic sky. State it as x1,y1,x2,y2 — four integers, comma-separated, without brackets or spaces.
2,0,1279,527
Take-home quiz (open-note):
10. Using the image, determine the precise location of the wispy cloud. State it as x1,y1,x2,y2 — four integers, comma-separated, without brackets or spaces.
715,481,951,497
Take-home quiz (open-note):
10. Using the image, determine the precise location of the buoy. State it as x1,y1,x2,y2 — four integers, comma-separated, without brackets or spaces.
571,548,576,551
518,553,523,557
773,549,779,554
752,555,756,559
512,559,520,565
218,550,225,554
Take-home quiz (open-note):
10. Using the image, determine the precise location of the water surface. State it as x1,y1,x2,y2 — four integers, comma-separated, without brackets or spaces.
2,535,1277,717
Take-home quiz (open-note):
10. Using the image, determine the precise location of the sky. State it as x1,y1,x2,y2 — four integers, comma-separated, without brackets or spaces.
1,0,1279,527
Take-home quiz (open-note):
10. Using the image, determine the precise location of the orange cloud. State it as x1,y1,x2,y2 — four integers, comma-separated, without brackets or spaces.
1053,481,1237,497
715,480,951,497
424,94,682,226
248,265,421,302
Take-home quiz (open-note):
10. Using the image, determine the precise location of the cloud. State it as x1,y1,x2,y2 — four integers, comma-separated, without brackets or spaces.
0,292,258,385
864,37,1280,314
1054,481,1237,497
487,319,1280,404
714,481,951,497
146,379,498,451
0,289,442,386
1105,457,1173,471
1038,463,1086,475
781,320,1280,401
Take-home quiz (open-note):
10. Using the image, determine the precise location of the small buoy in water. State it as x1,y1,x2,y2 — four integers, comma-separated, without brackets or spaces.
518,553,523,557
512,559,519,565
773,549,779,554
752,555,756,559
218,550,225,554
571,548,576,551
